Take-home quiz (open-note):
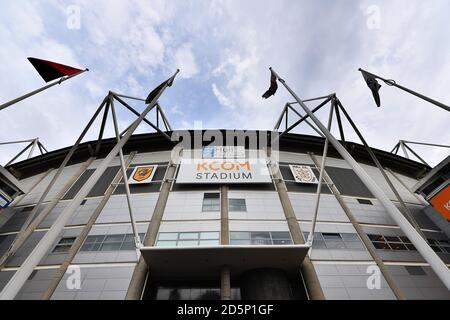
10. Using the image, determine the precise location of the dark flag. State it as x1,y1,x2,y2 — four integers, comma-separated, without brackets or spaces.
28,57,84,83
360,70,382,107
145,73,177,104
262,68,278,99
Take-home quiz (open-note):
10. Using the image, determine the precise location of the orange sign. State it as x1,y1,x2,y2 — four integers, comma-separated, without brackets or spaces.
128,165,157,184
430,184,450,220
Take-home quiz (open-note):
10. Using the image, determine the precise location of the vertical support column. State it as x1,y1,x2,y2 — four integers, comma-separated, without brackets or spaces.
309,153,406,300
220,185,231,300
221,266,231,300
267,147,325,300
125,160,178,300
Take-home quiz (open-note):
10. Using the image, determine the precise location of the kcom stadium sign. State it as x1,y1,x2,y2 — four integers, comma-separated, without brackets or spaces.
176,158,272,184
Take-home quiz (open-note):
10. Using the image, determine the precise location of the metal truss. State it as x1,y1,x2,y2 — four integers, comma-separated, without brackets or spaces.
391,140,450,167
0,138,48,166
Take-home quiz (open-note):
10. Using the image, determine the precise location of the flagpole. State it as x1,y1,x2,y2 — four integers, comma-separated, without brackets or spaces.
358,68,450,112
269,67,450,291
0,69,88,112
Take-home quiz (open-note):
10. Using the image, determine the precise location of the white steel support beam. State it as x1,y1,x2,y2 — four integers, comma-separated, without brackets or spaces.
0,70,178,299
270,67,450,290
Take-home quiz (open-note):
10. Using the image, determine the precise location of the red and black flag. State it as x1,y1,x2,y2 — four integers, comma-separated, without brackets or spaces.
360,69,382,107
145,71,178,104
262,68,278,99
27,57,84,83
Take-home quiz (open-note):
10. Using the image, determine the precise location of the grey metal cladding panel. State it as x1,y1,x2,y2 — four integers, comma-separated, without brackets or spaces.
0,234,16,257
87,166,120,197
400,203,439,231
0,208,32,233
280,165,331,194
113,165,166,195
16,269,57,300
0,271,15,291
326,166,374,198
6,231,46,267
62,169,94,200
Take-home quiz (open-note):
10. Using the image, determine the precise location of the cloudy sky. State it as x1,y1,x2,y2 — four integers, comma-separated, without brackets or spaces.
0,0,449,166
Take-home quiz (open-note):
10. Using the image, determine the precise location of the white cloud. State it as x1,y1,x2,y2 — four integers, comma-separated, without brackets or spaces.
173,43,199,79
211,83,234,109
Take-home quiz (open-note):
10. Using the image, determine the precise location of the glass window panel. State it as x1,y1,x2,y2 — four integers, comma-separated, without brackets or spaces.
400,236,411,244
373,242,391,250
368,234,384,241
178,240,199,247
385,236,401,242
427,239,437,245
405,244,417,251
271,232,291,240
58,237,76,245
179,233,199,240
105,234,125,242
156,241,177,247
437,240,450,246
230,239,251,245
322,233,342,240
251,239,271,245
100,242,122,251
200,232,219,240
52,245,71,253
230,232,251,240
199,240,220,246
389,242,407,250
204,193,220,199
80,243,94,251
430,245,442,253
120,241,135,250
251,232,270,240
91,243,102,251
341,233,360,241
158,233,178,241
273,239,293,245
444,247,450,254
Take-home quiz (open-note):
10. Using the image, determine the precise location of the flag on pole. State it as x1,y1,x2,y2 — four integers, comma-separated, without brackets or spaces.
262,68,278,99
27,57,84,83
360,70,382,107
145,73,177,104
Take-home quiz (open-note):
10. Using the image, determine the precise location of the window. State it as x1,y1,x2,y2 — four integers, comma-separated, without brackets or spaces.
405,266,426,276
202,193,220,212
229,199,246,212
155,232,220,247
303,232,364,250
357,198,373,205
427,239,450,253
80,233,145,252
368,234,416,252
230,231,292,245
52,237,76,253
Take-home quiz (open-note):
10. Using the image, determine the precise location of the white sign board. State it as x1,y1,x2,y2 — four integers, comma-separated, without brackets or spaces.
0,193,10,209
202,146,245,159
128,165,158,184
177,159,271,184
289,165,318,184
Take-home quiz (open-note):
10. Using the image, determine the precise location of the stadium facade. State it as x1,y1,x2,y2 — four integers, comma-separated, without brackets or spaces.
0,129,449,300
